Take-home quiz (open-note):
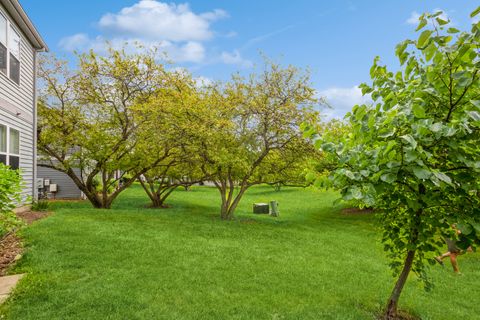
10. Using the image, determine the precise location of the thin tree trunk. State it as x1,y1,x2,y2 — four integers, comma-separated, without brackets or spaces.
220,203,229,219
384,250,416,319
384,202,422,319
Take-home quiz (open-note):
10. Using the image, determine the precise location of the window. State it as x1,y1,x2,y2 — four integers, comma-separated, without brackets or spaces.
8,25,20,84
0,124,20,170
0,11,20,84
0,13,6,75
0,124,6,152
9,52,19,83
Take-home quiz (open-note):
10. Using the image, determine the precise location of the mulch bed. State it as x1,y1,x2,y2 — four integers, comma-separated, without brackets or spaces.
0,211,50,276
16,211,50,225
0,233,22,276
341,207,375,215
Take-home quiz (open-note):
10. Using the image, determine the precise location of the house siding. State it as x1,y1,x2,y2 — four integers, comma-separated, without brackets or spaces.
0,2,36,202
37,166,84,199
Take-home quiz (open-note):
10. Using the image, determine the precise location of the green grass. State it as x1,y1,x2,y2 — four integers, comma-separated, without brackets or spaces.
1,185,479,319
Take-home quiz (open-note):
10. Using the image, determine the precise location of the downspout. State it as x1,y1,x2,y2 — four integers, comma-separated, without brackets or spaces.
32,48,41,201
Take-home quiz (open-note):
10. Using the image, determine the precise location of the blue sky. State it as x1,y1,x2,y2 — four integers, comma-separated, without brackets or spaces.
21,0,478,118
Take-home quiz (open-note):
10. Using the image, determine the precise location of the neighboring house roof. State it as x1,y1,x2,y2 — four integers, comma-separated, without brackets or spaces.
0,0,48,51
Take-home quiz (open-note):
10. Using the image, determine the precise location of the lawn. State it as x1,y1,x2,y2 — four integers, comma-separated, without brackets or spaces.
1,185,479,319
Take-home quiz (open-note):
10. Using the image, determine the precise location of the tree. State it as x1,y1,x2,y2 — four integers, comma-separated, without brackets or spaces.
304,9,480,319
182,62,320,219
37,47,173,208
133,69,205,208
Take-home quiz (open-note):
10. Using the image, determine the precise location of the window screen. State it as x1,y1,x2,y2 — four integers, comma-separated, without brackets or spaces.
0,14,6,75
0,43,6,74
9,128,19,155
0,13,6,46
0,124,6,152
8,26,20,84
0,154,6,166
9,53,19,84
9,155,19,170
8,26,20,58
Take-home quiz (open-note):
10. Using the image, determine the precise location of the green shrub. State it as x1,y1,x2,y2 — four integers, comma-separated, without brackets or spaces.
0,163,22,235
31,200,50,212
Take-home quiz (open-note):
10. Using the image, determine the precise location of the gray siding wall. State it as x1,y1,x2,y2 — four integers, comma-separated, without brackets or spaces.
37,166,84,199
0,3,36,202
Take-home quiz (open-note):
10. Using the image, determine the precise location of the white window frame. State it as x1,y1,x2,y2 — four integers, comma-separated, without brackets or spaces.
0,11,7,75
0,123,21,169
0,9,21,85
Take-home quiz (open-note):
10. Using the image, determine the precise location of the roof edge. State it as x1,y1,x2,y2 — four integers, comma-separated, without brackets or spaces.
1,0,48,51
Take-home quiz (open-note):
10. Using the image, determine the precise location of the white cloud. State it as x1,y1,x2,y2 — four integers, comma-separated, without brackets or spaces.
318,86,372,120
58,33,91,52
98,1,227,42
220,50,252,68
59,34,206,63
406,8,450,25
59,0,238,65
194,76,213,88
406,11,421,25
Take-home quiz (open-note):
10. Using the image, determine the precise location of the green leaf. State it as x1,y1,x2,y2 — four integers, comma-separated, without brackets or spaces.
321,142,335,152
468,111,480,121
351,186,363,200
378,128,395,138
383,140,397,156
400,134,417,149
412,104,426,118
413,167,431,180
416,19,427,31
345,170,356,180
433,171,452,185
471,100,480,109
447,27,460,33
457,223,473,235
417,30,432,48
380,173,396,184
470,6,480,18
436,17,449,25
431,122,443,132
405,149,418,162
424,43,436,62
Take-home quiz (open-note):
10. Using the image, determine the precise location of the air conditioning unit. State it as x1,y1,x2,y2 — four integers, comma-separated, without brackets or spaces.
49,184,58,193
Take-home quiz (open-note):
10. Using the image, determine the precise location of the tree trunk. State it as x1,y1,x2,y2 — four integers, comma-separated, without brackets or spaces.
384,250,416,319
220,202,231,220
87,193,103,208
219,185,247,220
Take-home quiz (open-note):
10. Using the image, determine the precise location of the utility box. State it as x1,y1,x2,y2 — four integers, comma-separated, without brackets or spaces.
49,184,58,193
253,203,269,214
270,200,279,217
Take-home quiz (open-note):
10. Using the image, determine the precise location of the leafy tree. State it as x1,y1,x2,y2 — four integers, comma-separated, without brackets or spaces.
133,70,205,208
37,47,174,209
182,62,319,219
305,9,480,319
